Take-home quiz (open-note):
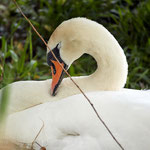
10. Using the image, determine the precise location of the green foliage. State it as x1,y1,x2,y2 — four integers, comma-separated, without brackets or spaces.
0,33,50,88
0,0,150,89
0,86,10,122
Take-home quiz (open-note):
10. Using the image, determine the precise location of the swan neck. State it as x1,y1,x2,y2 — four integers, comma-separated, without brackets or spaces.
80,39,128,91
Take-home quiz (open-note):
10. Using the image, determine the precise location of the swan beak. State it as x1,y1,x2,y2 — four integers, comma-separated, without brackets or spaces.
50,60,66,96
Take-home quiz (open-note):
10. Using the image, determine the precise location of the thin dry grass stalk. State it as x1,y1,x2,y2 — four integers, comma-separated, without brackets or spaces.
31,120,45,149
35,142,46,150
0,121,45,150
12,0,125,149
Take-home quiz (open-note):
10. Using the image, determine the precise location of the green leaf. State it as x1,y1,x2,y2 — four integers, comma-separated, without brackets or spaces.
29,60,37,69
69,65,75,76
29,28,33,60
10,50,18,62
0,86,10,123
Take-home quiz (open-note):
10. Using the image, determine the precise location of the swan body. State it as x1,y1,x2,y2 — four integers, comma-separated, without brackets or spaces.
0,17,128,114
4,90,150,150
1,18,150,150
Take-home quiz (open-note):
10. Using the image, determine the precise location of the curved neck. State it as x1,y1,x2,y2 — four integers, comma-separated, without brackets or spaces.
86,45,127,91
56,20,128,96
72,33,128,92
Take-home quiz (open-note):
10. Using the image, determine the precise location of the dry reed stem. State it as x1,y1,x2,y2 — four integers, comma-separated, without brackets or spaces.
12,0,125,149
0,121,45,150
31,120,44,149
35,142,46,150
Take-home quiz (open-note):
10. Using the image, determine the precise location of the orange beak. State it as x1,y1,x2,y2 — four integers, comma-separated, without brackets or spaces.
50,60,66,96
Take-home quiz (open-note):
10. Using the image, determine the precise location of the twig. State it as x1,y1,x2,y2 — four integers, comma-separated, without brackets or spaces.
12,0,124,149
35,142,46,150
31,120,44,149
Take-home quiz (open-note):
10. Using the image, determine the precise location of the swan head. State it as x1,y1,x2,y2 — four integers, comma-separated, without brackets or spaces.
47,17,128,96
47,18,89,95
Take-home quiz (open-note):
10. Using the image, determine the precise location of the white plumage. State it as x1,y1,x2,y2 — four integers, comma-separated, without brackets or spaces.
1,18,150,150
5,90,150,150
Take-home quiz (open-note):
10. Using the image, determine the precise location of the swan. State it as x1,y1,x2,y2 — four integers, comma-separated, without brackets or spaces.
4,91,150,150
0,17,128,114
1,17,150,150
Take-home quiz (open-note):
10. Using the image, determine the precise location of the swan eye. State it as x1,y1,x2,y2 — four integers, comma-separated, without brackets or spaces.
47,43,61,64
56,42,61,49
47,42,64,66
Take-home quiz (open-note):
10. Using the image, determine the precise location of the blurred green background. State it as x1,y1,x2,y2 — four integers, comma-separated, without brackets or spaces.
0,0,150,89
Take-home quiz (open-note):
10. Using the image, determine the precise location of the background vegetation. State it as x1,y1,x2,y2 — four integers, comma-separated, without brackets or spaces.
0,0,150,89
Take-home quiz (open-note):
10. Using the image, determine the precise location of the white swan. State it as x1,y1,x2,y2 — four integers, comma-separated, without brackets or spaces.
1,18,150,150
4,91,150,150
0,17,128,114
